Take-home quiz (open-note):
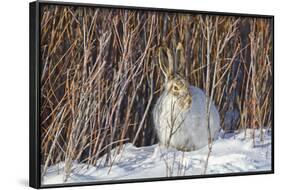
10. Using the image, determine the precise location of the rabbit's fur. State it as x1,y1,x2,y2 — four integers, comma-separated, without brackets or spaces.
153,43,220,151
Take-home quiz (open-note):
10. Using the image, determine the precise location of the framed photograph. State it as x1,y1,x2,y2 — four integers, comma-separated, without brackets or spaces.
29,1,274,188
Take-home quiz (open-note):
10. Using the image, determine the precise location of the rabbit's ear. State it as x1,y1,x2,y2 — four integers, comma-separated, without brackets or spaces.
158,47,174,79
175,42,185,77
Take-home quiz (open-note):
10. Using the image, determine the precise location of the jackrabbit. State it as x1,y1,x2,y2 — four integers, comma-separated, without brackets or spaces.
153,43,220,151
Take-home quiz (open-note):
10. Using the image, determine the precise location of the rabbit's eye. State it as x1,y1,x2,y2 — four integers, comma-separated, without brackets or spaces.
173,85,179,91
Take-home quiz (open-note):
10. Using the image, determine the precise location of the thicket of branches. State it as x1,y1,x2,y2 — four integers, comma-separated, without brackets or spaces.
40,5,273,179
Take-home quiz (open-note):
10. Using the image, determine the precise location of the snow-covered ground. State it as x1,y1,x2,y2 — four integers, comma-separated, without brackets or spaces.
42,129,272,185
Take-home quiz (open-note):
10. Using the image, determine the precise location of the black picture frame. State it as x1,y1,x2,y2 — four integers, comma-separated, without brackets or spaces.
29,1,274,188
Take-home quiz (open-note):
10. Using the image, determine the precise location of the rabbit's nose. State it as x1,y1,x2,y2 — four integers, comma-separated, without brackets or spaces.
182,91,190,97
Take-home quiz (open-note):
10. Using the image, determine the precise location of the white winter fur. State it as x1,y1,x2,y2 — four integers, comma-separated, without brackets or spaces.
153,85,220,151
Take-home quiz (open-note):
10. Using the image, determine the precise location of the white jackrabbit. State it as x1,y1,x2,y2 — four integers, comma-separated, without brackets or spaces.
153,43,220,151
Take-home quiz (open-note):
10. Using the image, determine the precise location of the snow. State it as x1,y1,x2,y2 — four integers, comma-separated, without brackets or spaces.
42,129,272,185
